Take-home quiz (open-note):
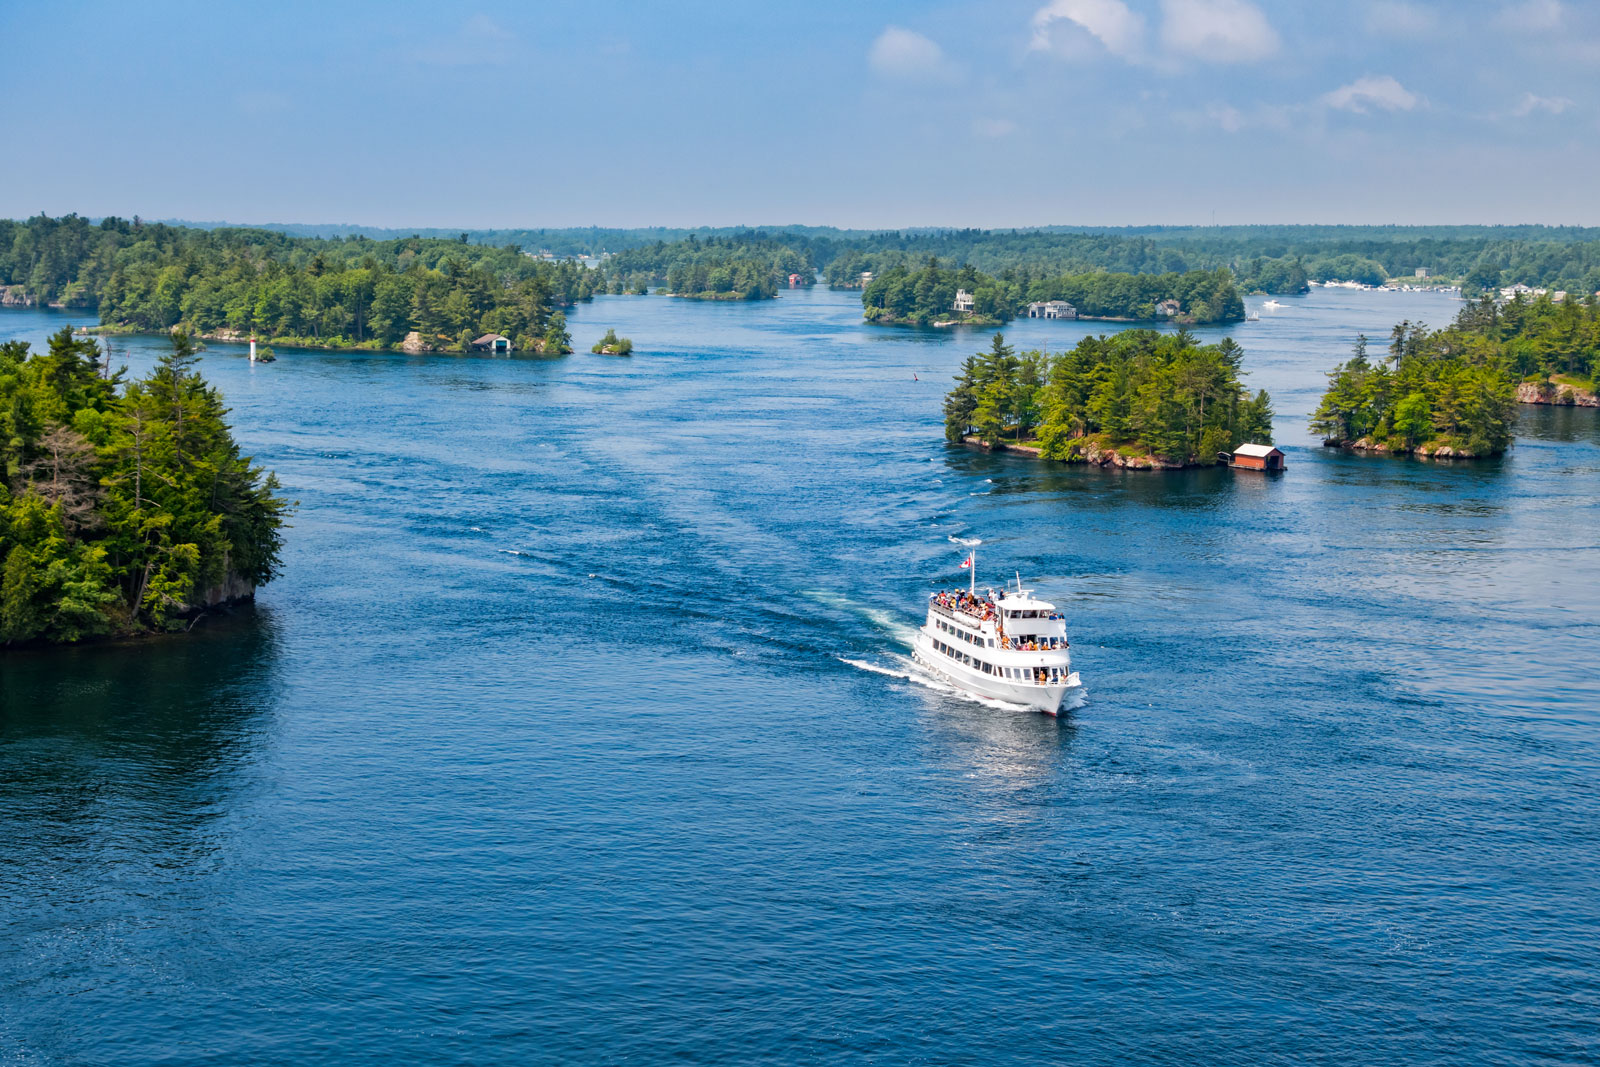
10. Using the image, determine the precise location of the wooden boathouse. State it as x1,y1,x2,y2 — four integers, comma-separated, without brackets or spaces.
1226,443,1286,471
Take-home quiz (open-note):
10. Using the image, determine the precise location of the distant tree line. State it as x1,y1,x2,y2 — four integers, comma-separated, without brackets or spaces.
822,226,1600,296
12,216,1600,333
170,221,1600,295
1,328,286,645
944,331,1273,466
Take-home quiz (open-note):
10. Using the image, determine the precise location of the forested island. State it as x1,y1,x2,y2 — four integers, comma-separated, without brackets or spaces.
1311,292,1599,457
863,260,1243,327
597,235,814,300
944,331,1273,469
591,328,633,355
0,215,596,354
1,328,286,646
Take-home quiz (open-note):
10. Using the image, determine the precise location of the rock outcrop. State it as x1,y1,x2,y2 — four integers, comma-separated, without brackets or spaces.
1,285,35,307
962,436,1185,470
1331,437,1479,459
1517,381,1598,408
181,571,256,615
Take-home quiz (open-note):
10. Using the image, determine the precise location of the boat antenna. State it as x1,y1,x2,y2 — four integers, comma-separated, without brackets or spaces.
970,550,977,597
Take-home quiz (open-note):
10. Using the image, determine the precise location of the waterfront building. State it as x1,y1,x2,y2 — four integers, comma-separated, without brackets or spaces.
470,333,514,353
1026,300,1077,320
1228,443,1286,471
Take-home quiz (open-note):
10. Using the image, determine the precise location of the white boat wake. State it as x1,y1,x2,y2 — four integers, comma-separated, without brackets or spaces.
802,591,920,647
839,653,1072,714
947,535,982,547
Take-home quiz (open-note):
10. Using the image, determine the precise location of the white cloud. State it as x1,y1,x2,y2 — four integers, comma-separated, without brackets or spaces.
1321,74,1420,113
972,117,1019,138
1511,92,1575,115
413,14,516,66
869,26,960,83
1363,1,1438,36
1159,0,1280,63
1495,0,1564,31
1029,0,1147,59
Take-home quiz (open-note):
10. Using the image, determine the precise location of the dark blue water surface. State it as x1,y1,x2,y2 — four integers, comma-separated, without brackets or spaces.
3,289,1598,1065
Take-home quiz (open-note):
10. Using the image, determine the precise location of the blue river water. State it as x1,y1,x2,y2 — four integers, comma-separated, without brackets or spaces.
2,288,1598,1064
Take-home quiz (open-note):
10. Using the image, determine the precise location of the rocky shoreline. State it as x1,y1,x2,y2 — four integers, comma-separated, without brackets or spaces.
1517,381,1598,408
79,324,567,357
1322,438,1482,459
961,435,1187,470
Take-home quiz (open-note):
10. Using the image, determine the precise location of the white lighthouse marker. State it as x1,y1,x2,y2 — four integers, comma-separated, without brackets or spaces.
249,336,257,362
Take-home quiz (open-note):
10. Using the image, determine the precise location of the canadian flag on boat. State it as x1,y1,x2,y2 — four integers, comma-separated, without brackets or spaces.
959,552,974,570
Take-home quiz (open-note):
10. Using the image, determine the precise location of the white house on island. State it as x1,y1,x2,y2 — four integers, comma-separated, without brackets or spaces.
1026,300,1077,320
952,289,975,313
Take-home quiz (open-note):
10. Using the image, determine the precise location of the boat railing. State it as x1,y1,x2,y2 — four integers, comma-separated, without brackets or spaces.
928,598,993,627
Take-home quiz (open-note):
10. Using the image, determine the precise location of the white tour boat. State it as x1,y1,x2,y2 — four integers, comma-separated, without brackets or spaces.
913,555,1080,714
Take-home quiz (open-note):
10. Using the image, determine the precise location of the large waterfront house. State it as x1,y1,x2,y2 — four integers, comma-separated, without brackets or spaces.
1155,298,1181,317
1027,300,1077,320
953,289,975,313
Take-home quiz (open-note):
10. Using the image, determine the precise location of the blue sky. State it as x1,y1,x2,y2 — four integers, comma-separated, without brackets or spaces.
3,0,1595,228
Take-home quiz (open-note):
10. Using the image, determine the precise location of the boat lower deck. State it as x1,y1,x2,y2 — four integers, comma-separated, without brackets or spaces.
913,632,1077,714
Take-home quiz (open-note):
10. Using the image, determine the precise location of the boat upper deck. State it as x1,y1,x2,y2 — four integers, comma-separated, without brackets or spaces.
929,590,999,628
928,588,1068,650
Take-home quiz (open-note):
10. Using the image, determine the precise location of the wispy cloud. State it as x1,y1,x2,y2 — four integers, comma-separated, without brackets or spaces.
412,14,517,67
1206,102,1244,132
868,26,962,83
1510,91,1575,115
1159,0,1280,63
1363,0,1438,37
1186,100,1293,133
1495,0,1564,31
1321,74,1420,113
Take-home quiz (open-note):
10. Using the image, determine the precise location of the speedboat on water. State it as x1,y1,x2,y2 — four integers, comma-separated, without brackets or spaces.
912,557,1080,714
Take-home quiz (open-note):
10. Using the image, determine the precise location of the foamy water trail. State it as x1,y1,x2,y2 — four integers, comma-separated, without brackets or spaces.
802,591,919,646
948,535,982,547
839,654,1037,713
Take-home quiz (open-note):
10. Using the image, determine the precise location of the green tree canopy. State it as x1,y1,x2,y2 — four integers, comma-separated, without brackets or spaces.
1,328,287,645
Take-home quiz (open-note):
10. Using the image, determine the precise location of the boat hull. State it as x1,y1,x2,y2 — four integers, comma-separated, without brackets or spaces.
913,633,1077,715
